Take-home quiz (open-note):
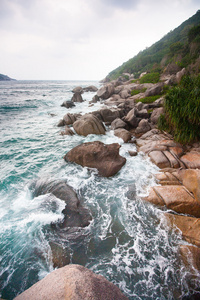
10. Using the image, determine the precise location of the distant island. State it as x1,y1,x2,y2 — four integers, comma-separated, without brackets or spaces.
0,73,16,81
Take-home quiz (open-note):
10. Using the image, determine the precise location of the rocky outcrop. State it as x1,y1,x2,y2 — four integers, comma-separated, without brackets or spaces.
83,85,98,92
180,152,200,169
63,113,80,125
98,108,124,124
71,92,83,103
14,264,128,300
61,101,75,109
31,179,91,228
73,114,106,136
64,141,126,177
143,185,200,217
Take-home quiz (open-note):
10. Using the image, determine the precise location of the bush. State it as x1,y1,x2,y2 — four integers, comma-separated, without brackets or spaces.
131,88,147,96
136,95,161,103
139,72,160,84
164,74,200,143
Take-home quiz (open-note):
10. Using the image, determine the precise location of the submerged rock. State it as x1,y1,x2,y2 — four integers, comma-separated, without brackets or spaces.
61,101,75,109
64,141,126,177
14,264,128,300
31,178,92,228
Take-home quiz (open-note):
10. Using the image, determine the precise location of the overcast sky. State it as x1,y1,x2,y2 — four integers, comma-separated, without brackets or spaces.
0,0,199,80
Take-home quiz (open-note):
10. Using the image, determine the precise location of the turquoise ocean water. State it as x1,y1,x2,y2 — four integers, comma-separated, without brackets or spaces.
0,80,199,299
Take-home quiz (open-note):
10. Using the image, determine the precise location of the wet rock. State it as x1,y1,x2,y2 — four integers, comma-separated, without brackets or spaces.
63,113,79,125
57,119,65,127
111,118,127,130
114,128,132,143
126,183,137,200
180,152,200,169
60,126,74,136
64,141,126,177
61,101,75,109
143,185,200,217
14,264,128,300
31,179,92,228
180,245,200,273
128,150,138,157
124,108,140,128
91,95,100,103
149,150,171,168
71,92,83,103
73,114,106,136
166,213,200,247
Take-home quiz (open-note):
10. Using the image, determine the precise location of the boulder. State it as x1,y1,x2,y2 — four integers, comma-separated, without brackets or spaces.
73,114,106,136
63,113,78,125
61,101,75,109
14,264,128,300
64,141,126,177
166,213,200,247
150,107,165,124
135,119,151,135
91,95,100,103
83,85,98,92
111,118,127,130
60,126,74,136
57,119,65,127
143,185,200,217
71,92,83,103
114,129,132,143
180,245,200,272
136,109,149,119
179,169,200,202
124,108,140,128
72,86,83,93
128,151,138,157
31,179,92,228
180,151,200,169
99,108,123,124
96,83,114,100
144,82,164,97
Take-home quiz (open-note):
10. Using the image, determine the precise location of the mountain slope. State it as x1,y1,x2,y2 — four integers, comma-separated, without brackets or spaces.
0,74,15,81
107,10,200,80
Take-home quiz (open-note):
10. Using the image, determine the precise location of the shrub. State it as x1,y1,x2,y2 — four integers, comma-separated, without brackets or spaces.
131,88,147,96
136,95,161,103
164,74,200,143
139,72,160,84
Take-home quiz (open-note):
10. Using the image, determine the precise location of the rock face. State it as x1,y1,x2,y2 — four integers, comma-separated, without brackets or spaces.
96,83,114,100
32,179,91,228
179,169,200,202
143,185,200,217
64,141,126,177
73,114,106,136
14,264,128,300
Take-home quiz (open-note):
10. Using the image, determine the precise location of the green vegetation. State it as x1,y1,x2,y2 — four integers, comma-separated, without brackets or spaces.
106,10,200,80
131,87,147,96
136,95,161,104
139,72,160,84
159,75,200,143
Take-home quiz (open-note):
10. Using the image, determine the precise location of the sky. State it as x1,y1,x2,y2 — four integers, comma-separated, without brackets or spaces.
0,0,199,80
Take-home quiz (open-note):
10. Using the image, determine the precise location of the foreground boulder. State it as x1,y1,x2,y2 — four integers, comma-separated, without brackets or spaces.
31,179,91,228
14,264,128,300
73,114,106,136
64,141,126,177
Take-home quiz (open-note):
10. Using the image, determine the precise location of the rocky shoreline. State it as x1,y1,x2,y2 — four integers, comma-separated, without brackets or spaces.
15,72,200,299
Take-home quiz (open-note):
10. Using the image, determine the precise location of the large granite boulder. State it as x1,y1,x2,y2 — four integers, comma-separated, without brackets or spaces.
72,86,83,93
73,114,106,136
83,85,98,92
63,113,79,125
179,169,200,202
111,118,127,130
31,179,92,228
166,213,200,247
144,82,164,97
96,83,114,100
64,141,126,177
150,107,164,124
114,128,132,143
180,152,200,169
143,185,200,218
99,108,123,124
14,264,128,300
135,119,151,135
71,92,83,103
124,108,140,128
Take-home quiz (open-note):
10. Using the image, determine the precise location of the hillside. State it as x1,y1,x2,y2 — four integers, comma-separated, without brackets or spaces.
106,10,200,80
0,74,15,81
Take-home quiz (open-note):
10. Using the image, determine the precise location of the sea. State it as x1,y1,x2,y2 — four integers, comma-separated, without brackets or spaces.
0,80,199,299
